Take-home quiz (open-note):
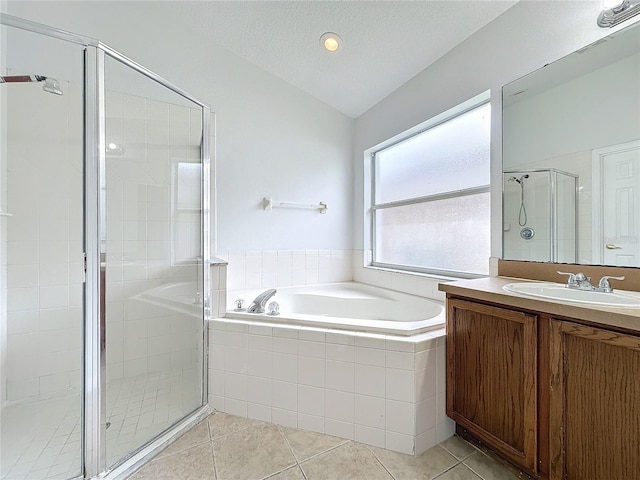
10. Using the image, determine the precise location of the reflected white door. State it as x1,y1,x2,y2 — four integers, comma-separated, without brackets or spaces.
594,141,640,266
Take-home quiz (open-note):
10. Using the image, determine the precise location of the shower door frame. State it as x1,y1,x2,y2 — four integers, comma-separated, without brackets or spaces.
0,13,211,480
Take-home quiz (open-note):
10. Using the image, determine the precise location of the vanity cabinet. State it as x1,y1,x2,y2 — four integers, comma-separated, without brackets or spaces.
446,298,538,472
549,320,640,480
446,291,640,480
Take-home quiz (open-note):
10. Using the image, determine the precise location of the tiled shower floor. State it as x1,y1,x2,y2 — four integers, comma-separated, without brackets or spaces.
128,411,521,480
0,369,200,480
0,394,81,480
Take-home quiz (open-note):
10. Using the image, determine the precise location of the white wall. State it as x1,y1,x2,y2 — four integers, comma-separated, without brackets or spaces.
353,0,640,263
5,1,639,283
504,52,640,167
4,1,355,253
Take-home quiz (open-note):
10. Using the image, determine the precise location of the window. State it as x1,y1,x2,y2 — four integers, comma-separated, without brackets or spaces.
370,99,491,277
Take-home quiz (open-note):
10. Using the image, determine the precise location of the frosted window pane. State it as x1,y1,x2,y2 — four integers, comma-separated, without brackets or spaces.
375,193,490,275
177,162,202,211
375,103,490,204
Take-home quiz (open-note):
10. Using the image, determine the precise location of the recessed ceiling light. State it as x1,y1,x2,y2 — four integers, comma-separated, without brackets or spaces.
320,32,342,52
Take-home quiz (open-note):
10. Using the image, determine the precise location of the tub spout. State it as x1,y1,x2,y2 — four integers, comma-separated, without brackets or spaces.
247,289,277,313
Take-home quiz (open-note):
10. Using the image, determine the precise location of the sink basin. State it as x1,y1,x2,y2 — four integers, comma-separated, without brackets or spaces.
503,282,640,308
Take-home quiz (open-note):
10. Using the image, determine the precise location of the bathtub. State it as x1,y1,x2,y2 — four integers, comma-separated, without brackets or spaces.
210,281,452,456
135,281,203,317
225,282,445,336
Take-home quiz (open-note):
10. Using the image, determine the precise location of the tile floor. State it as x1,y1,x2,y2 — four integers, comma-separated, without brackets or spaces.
128,411,521,480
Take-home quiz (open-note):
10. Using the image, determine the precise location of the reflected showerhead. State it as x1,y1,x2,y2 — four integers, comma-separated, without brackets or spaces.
508,174,529,184
0,74,63,96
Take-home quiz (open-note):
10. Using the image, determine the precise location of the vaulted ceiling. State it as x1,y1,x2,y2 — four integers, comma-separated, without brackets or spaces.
168,1,519,117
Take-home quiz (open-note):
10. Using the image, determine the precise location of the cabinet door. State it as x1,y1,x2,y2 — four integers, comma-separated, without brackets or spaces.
447,298,538,472
549,320,640,480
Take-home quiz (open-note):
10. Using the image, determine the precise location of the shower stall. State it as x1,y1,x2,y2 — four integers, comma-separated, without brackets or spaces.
0,14,211,480
503,168,578,263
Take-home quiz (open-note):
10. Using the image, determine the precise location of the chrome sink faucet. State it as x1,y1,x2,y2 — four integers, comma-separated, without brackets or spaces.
557,271,624,293
247,289,277,313
596,275,626,293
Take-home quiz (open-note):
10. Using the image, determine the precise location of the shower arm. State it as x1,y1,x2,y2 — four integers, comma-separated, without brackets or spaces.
0,74,63,95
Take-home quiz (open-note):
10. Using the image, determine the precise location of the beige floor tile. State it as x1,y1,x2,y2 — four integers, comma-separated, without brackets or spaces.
438,436,477,461
207,412,264,440
155,420,211,458
463,452,520,480
266,465,306,480
370,444,458,480
281,426,348,462
301,442,393,480
213,423,296,480
128,442,215,480
435,464,482,480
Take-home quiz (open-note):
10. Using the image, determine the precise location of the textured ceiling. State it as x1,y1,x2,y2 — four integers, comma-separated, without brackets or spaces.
171,1,519,117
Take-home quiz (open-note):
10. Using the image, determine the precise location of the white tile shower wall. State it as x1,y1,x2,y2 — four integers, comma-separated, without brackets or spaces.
3,81,84,403
216,250,354,292
104,90,207,383
207,319,453,456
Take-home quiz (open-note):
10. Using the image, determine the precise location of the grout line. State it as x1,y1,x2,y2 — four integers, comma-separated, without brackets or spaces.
296,438,352,465
206,415,213,441
277,424,302,464
279,423,351,465
431,461,467,480
210,437,220,480
438,436,479,462
298,463,309,480
208,440,217,480
365,444,398,480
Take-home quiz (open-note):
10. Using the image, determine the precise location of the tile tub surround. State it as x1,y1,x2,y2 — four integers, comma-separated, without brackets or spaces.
214,250,355,293
207,319,452,456
127,411,520,480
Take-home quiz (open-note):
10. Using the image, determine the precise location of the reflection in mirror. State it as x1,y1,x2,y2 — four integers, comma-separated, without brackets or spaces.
503,168,578,263
503,21,640,267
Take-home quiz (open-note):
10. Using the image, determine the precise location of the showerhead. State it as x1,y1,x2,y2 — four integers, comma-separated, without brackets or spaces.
0,74,63,96
42,77,63,96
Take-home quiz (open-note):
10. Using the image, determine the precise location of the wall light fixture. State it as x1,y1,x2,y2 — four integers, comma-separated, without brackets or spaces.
598,0,640,27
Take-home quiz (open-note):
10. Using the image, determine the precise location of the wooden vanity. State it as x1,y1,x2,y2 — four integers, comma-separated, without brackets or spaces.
439,263,640,480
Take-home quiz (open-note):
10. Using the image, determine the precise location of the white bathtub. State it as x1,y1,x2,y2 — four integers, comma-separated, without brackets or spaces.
225,282,445,336
136,281,203,317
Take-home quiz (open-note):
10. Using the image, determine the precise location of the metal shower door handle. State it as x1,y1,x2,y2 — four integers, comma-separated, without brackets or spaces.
605,244,622,249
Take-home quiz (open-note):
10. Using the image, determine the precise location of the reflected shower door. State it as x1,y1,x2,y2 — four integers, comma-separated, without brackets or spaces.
0,24,85,480
102,54,205,467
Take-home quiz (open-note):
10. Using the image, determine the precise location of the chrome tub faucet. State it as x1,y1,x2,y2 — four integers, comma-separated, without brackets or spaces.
247,289,277,313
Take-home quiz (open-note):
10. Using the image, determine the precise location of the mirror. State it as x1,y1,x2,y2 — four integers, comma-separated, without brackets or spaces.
502,21,640,267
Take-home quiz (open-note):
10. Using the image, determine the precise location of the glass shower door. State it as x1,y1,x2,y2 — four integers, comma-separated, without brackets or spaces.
0,24,85,480
102,54,206,467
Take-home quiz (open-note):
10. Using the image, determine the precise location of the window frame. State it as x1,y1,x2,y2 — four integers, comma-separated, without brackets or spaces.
368,94,491,279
